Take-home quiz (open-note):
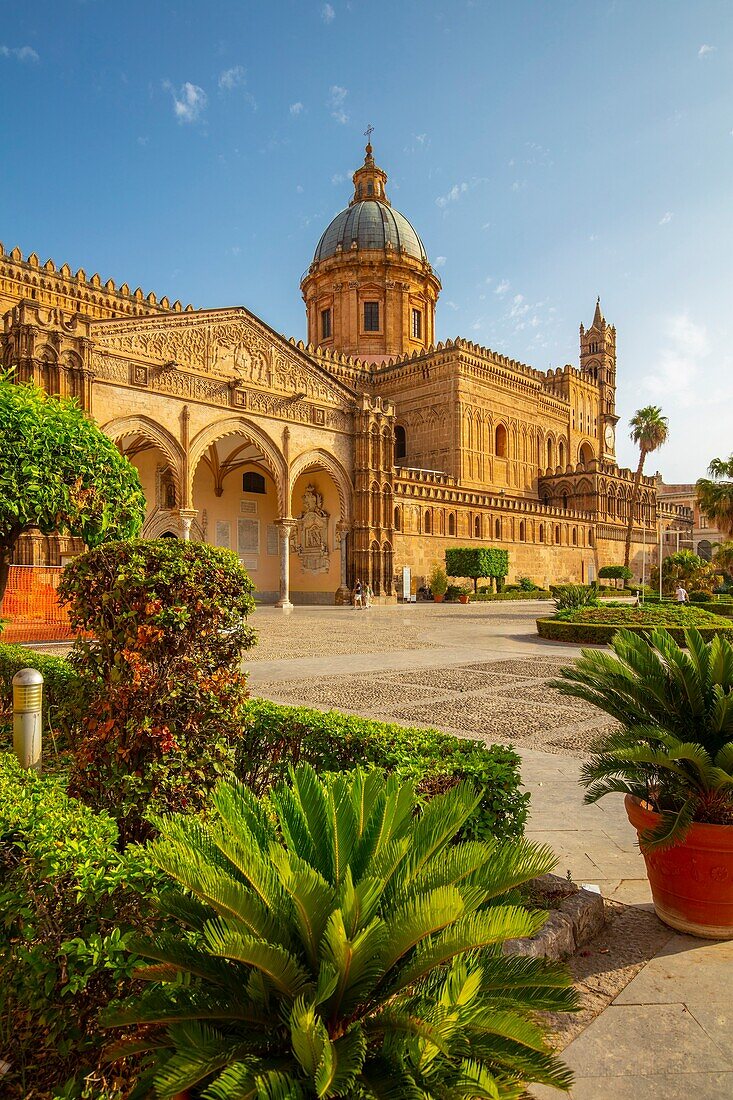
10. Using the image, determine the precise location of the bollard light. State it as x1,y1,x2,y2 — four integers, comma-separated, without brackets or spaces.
12,667,43,772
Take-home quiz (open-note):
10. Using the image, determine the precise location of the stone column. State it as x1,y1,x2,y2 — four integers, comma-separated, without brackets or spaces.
335,521,351,605
275,519,297,609
178,508,198,541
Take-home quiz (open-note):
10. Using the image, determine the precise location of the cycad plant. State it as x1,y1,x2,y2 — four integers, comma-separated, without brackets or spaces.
105,766,577,1099
552,628,733,849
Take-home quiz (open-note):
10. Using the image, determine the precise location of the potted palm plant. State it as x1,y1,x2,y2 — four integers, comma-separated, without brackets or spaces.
552,627,733,939
104,766,576,1098
458,585,472,605
429,562,448,602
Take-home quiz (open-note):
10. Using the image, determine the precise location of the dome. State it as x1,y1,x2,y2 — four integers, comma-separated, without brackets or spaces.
313,201,428,264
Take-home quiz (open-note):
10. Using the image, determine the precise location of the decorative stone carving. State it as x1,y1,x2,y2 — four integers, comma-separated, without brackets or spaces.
294,483,330,574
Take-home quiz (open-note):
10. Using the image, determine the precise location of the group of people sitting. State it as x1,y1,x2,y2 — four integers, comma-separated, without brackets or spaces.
352,579,373,609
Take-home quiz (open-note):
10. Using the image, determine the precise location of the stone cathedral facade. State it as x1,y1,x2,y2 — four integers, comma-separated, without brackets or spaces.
1,142,668,604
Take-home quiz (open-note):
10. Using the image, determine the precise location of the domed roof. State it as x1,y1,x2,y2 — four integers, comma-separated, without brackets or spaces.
313,201,428,264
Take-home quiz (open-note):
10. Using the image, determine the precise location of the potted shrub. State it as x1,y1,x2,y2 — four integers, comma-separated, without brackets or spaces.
104,767,576,1097
552,627,733,939
429,562,448,603
458,585,472,604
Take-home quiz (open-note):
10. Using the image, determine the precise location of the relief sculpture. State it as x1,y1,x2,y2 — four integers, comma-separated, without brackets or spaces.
293,483,330,574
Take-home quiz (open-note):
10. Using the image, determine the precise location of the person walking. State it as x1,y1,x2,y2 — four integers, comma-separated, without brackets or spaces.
364,582,373,609
353,578,363,609
675,583,689,604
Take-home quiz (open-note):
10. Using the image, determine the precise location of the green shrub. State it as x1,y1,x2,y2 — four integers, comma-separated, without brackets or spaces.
518,575,538,591
551,584,598,611
472,589,553,601
444,584,463,601
445,546,510,593
537,602,733,645
0,753,161,1098
428,562,448,597
59,539,257,845
0,644,79,752
689,590,714,603
104,768,576,1099
236,698,529,843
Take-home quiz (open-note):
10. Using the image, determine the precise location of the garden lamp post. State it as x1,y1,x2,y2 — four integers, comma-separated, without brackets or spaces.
12,667,43,772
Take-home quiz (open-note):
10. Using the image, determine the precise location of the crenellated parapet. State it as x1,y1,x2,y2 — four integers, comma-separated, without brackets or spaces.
0,241,193,322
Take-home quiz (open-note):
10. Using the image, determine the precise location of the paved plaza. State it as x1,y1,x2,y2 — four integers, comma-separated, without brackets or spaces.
248,601,733,1100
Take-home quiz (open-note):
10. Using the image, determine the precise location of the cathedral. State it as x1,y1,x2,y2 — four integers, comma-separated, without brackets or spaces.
1,141,666,604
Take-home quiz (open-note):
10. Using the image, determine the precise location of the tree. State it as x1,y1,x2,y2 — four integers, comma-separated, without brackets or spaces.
598,564,633,589
0,375,145,601
651,549,716,596
105,766,576,1098
696,455,733,537
713,541,733,579
624,405,669,572
445,547,509,593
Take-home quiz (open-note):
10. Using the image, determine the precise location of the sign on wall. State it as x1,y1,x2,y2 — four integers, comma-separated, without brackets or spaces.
215,520,231,549
402,566,411,601
238,517,260,557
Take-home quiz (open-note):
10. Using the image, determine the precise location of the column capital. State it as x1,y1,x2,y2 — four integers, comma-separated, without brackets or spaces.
276,517,298,536
176,508,198,541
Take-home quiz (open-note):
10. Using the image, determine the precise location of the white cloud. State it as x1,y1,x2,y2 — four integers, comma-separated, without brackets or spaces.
641,312,710,404
659,211,673,225
434,255,446,268
446,300,460,311
137,136,149,146
436,182,468,208
331,172,347,184
0,44,39,62
327,85,349,124
165,81,207,123
296,184,304,193
511,179,527,192
698,44,716,58
494,280,510,297
290,101,304,116
321,3,336,22
481,221,491,231
510,293,529,318
219,65,245,90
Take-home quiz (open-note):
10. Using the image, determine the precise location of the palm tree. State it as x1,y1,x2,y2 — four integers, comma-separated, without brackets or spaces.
697,456,733,537
551,628,733,848
713,541,733,579
105,766,577,1099
624,406,669,572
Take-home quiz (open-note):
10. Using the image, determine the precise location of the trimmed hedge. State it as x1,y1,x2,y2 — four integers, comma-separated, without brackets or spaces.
471,590,553,601
0,753,161,1097
238,699,529,844
537,617,733,645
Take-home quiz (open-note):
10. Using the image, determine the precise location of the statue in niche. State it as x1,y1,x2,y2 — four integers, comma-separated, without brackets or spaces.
294,482,330,573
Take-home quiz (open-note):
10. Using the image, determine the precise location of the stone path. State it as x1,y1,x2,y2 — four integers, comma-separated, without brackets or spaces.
246,603,733,1099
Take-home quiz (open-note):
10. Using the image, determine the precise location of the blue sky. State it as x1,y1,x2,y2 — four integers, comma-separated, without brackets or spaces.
2,0,732,480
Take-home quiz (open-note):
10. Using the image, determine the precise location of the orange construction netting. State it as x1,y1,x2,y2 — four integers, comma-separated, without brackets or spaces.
0,566,76,644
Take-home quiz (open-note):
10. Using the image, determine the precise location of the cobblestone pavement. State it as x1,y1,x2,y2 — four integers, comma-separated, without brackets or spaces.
247,602,612,756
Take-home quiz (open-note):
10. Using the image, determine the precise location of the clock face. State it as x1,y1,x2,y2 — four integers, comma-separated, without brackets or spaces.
604,424,615,450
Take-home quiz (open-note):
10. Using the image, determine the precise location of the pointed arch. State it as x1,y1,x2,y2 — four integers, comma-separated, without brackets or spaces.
289,447,353,522
103,414,185,497
189,417,287,514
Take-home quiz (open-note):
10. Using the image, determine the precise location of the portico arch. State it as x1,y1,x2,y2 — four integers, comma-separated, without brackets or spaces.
103,415,185,494
288,448,354,604
288,448,353,523
103,415,186,534
188,417,287,514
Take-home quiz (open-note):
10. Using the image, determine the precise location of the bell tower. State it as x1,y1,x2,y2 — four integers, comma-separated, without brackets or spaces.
580,297,618,463
301,142,441,364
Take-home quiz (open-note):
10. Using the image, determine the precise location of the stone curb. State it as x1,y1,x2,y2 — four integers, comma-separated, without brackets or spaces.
503,874,606,961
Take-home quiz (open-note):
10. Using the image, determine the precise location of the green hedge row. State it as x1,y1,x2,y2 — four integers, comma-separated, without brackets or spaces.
536,617,733,645
471,590,553,601
0,752,161,1096
239,698,529,844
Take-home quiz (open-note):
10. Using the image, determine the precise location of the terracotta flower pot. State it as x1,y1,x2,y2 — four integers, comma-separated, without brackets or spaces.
458,595,470,604
625,794,733,939
434,594,445,603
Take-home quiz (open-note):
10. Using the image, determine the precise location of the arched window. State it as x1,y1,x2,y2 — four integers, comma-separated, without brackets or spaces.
555,524,561,544
579,441,593,467
382,541,393,595
588,529,594,547
242,471,266,494
371,482,381,527
562,493,568,512
572,526,578,546
474,515,481,538
424,510,431,534
448,512,456,536
558,440,566,468
539,524,545,543
394,425,406,462
394,506,401,532
519,519,526,541
546,438,554,469
495,518,501,539
698,539,713,562
495,423,508,458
